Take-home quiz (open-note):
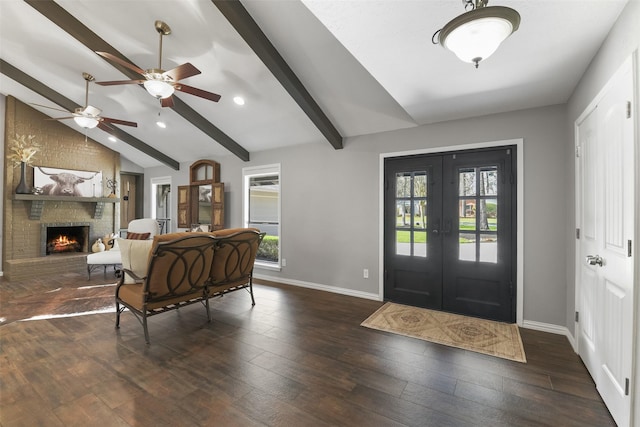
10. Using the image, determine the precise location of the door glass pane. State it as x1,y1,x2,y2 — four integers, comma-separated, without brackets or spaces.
480,198,498,231
480,234,497,263
479,167,498,196
414,231,427,257
459,199,476,231
395,230,410,256
396,173,411,197
413,172,427,197
459,233,476,261
459,168,476,196
414,201,426,229
396,201,411,227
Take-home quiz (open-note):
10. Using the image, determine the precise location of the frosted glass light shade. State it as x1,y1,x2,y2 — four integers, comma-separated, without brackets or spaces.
144,80,175,99
440,6,520,67
74,115,99,129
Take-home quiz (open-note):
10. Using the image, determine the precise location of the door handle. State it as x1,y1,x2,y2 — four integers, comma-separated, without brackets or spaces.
585,255,604,267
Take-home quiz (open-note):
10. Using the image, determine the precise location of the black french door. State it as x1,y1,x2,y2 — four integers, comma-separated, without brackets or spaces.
384,147,516,323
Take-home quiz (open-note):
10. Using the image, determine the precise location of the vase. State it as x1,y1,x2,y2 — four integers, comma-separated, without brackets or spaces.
92,239,106,253
15,162,31,194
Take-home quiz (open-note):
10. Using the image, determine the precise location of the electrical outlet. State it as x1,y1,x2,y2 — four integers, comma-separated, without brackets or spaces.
282,258,286,267
363,269,369,279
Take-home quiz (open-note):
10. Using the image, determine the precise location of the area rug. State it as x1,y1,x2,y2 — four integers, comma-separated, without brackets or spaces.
361,302,526,363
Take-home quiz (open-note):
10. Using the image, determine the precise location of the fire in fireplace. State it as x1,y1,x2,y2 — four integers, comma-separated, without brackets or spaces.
48,233,81,253
41,224,90,256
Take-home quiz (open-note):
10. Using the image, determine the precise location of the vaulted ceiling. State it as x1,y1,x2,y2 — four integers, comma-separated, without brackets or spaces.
0,0,628,170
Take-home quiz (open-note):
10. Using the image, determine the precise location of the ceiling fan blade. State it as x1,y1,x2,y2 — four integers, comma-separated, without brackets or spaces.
45,116,75,121
100,117,138,127
175,84,221,102
95,79,145,86
161,96,174,108
30,103,71,113
163,63,201,82
96,51,146,76
97,121,111,132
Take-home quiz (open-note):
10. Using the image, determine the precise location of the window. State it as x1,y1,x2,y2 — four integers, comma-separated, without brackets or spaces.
243,164,281,269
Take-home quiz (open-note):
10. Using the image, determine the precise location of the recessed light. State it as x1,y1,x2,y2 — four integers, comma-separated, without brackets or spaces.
108,136,117,142
233,96,245,106
156,111,166,128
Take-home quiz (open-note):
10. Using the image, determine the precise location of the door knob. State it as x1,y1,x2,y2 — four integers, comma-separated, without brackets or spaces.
585,255,604,267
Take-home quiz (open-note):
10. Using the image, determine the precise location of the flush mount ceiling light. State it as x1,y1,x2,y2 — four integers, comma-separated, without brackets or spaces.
433,0,520,68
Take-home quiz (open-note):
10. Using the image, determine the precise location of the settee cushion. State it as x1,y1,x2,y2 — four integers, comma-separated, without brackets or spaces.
87,249,121,265
119,238,154,284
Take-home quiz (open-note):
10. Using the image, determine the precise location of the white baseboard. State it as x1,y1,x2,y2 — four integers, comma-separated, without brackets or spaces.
253,274,380,301
522,319,577,352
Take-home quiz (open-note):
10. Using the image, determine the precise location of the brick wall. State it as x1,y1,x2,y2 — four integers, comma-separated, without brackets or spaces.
3,96,121,280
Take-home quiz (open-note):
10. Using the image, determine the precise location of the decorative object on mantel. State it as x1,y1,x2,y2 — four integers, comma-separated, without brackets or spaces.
105,178,118,198
92,238,106,253
7,134,40,194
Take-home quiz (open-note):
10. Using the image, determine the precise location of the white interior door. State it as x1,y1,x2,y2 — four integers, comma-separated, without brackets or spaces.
576,57,635,427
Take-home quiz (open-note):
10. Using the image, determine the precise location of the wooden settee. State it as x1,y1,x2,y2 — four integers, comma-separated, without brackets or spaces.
115,228,265,343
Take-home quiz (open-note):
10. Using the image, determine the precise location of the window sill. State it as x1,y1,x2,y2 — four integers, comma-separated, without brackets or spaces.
255,261,281,272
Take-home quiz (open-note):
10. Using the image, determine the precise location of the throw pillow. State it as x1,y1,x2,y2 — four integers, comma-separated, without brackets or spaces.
118,238,154,284
126,232,150,240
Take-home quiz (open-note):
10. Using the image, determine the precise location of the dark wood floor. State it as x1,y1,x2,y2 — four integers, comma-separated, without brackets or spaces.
0,273,615,426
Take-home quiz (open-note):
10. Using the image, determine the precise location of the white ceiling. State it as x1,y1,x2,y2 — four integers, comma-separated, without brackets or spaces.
0,0,627,169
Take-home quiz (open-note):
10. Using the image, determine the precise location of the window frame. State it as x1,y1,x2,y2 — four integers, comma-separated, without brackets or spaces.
242,163,281,270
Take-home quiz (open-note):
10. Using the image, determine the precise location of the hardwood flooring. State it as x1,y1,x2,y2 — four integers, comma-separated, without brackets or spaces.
0,274,614,426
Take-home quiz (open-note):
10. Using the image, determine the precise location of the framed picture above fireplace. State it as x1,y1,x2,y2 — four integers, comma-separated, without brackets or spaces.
34,166,103,197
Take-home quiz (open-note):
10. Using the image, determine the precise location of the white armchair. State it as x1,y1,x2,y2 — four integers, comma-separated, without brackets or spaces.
86,218,160,279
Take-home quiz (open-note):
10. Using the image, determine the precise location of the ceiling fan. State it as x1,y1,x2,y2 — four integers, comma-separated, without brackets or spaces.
32,72,137,130
95,20,221,108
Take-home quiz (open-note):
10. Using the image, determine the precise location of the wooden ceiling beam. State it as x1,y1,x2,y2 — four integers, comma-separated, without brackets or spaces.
0,58,180,170
212,0,343,150
24,0,250,162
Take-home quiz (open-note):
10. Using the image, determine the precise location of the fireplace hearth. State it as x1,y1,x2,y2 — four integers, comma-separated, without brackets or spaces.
41,223,91,256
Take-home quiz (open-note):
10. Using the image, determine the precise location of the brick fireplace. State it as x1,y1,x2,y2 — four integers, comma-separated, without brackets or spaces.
3,97,121,280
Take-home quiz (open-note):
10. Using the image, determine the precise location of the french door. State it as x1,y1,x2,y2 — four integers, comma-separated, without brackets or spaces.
384,147,516,322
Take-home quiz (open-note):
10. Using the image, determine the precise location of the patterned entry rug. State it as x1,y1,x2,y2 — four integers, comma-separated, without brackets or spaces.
361,302,526,363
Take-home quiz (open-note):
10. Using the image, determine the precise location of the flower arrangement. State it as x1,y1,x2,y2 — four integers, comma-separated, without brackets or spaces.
8,134,39,167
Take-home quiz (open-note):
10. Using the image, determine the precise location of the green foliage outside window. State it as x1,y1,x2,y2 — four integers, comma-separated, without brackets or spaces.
257,235,279,262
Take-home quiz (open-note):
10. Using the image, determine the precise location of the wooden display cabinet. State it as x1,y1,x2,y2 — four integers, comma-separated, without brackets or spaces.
181,160,225,230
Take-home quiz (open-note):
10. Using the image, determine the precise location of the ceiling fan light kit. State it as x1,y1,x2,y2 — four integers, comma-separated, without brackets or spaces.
434,0,520,68
73,115,99,129
144,79,175,99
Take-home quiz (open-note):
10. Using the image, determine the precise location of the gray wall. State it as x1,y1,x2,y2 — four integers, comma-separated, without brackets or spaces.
145,103,569,327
